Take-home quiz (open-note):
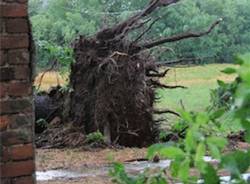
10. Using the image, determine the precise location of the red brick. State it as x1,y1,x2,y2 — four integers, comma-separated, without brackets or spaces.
0,146,10,162
0,178,11,184
0,51,7,66
0,115,9,131
12,176,34,184
0,35,29,49
10,144,34,160
9,114,33,129
0,114,33,130
0,18,4,33
6,19,28,33
0,99,32,115
0,81,31,97
14,65,30,80
8,49,29,65
0,82,8,97
0,4,27,18
0,160,35,177
18,0,28,3
0,67,15,81
0,129,32,146
8,82,31,97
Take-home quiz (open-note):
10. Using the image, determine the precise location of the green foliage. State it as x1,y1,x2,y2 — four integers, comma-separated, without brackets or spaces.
85,131,104,144
29,0,250,70
210,79,238,111
110,54,250,184
158,131,175,142
36,40,74,72
35,118,48,133
36,118,48,129
221,150,250,180
233,53,250,142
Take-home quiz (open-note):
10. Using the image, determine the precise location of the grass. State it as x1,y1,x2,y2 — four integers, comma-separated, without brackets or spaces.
155,63,239,130
34,71,68,91
157,64,237,112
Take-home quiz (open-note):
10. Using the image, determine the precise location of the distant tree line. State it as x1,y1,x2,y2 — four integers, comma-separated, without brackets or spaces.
29,0,250,69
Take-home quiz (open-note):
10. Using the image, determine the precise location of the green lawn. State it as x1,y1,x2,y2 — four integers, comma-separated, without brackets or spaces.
156,64,239,129
157,82,216,112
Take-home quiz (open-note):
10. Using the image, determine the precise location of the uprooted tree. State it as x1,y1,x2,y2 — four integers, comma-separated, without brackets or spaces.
36,0,222,148
66,0,222,147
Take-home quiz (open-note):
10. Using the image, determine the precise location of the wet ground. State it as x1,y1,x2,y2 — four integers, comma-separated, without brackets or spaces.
36,148,146,184
36,144,250,184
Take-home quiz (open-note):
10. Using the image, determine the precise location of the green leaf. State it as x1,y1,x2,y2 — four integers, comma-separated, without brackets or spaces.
221,151,250,176
207,143,221,160
185,130,197,152
202,164,220,184
179,111,193,123
147,143,174,159
245,130,250,143
210,108,226,120
147,144,165,160
217,80,227,87
207,137,228,149
195,143,206,172
195,113,209,125
170,159,182,177
221,67,237,74
178,158,190,182
170,159,181,177
159,147,185,159
111,162,125,173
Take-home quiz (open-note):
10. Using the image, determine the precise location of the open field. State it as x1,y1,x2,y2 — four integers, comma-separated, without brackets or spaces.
157,64,237,111
34,72,68,91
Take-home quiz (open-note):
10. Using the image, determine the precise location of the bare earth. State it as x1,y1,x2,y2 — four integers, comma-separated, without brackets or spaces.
37,177,111,184
36,148,147,184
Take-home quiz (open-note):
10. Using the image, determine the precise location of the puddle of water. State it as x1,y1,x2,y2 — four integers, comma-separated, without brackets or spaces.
36,170,89,181
36,160,172,181
124,160,171,172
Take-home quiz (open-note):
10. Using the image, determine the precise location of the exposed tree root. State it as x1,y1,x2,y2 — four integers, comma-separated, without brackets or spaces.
36,0,221,148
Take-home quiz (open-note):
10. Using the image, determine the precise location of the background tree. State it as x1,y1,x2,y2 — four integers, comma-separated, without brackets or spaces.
29,0,250,70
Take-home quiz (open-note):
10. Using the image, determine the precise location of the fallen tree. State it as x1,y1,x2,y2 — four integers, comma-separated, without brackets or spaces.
66,0,222,147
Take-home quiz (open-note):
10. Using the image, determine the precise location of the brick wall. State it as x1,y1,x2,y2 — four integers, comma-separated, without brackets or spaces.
0,0,36,183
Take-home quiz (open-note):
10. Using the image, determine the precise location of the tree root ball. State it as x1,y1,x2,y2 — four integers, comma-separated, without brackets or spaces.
69,37,159,147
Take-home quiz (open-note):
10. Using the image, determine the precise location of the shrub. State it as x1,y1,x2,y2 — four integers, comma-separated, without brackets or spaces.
85,131,104,144
35,118,48,134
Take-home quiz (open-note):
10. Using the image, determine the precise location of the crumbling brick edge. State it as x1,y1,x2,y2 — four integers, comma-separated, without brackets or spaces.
1,0,36,183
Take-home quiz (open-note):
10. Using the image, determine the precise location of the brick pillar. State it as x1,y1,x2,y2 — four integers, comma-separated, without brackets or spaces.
0,0,36,184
